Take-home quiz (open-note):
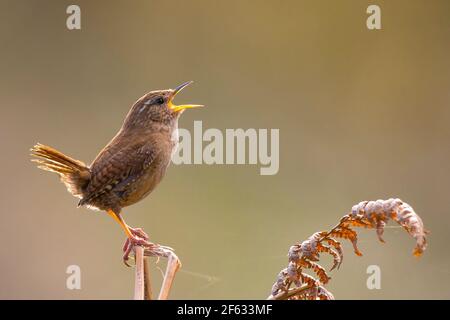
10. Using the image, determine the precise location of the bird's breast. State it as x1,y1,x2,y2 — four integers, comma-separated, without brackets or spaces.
170,127,179,159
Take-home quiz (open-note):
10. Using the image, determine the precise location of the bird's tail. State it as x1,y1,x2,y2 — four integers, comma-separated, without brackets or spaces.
30,143,91,198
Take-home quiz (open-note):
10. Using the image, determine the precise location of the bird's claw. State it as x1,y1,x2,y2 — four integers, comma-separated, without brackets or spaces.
122,227,153,267
130,227,149,240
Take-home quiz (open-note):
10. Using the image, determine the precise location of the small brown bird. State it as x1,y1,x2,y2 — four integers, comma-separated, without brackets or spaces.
31,81,202,265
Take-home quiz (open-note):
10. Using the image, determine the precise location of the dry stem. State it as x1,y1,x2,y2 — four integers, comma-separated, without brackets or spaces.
267,284,315,300
132,243,181,300
143,257,152,300
133,246,145,300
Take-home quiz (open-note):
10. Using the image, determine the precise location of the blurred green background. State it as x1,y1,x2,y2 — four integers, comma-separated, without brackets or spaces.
0,0,449,299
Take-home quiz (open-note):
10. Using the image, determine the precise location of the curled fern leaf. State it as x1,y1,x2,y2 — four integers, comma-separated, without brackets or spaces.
268,198,428,300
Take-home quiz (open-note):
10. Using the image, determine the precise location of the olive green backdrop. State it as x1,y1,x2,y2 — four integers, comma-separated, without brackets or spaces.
0,0,449,299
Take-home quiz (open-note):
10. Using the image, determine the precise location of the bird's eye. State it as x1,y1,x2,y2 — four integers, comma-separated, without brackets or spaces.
155,97,165,105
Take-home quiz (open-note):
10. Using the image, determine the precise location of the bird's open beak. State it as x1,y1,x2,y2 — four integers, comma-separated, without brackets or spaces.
169,81,204,113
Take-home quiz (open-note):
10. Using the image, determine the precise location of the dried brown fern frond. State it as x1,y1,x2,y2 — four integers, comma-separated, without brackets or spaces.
268,198,428,300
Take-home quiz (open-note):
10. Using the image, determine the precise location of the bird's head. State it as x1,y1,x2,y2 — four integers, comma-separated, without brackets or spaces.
124,81,203,129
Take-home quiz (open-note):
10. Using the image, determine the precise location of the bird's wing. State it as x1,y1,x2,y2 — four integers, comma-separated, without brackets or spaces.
80,141,159,206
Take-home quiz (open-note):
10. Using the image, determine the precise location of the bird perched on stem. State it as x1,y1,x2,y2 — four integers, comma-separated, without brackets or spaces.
31,81,203,265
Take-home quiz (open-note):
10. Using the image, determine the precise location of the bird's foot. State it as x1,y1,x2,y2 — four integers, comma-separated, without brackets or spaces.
122,227,155,266
129,227,149,240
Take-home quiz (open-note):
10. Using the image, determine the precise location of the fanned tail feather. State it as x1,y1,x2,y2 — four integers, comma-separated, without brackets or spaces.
30,143,91,198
